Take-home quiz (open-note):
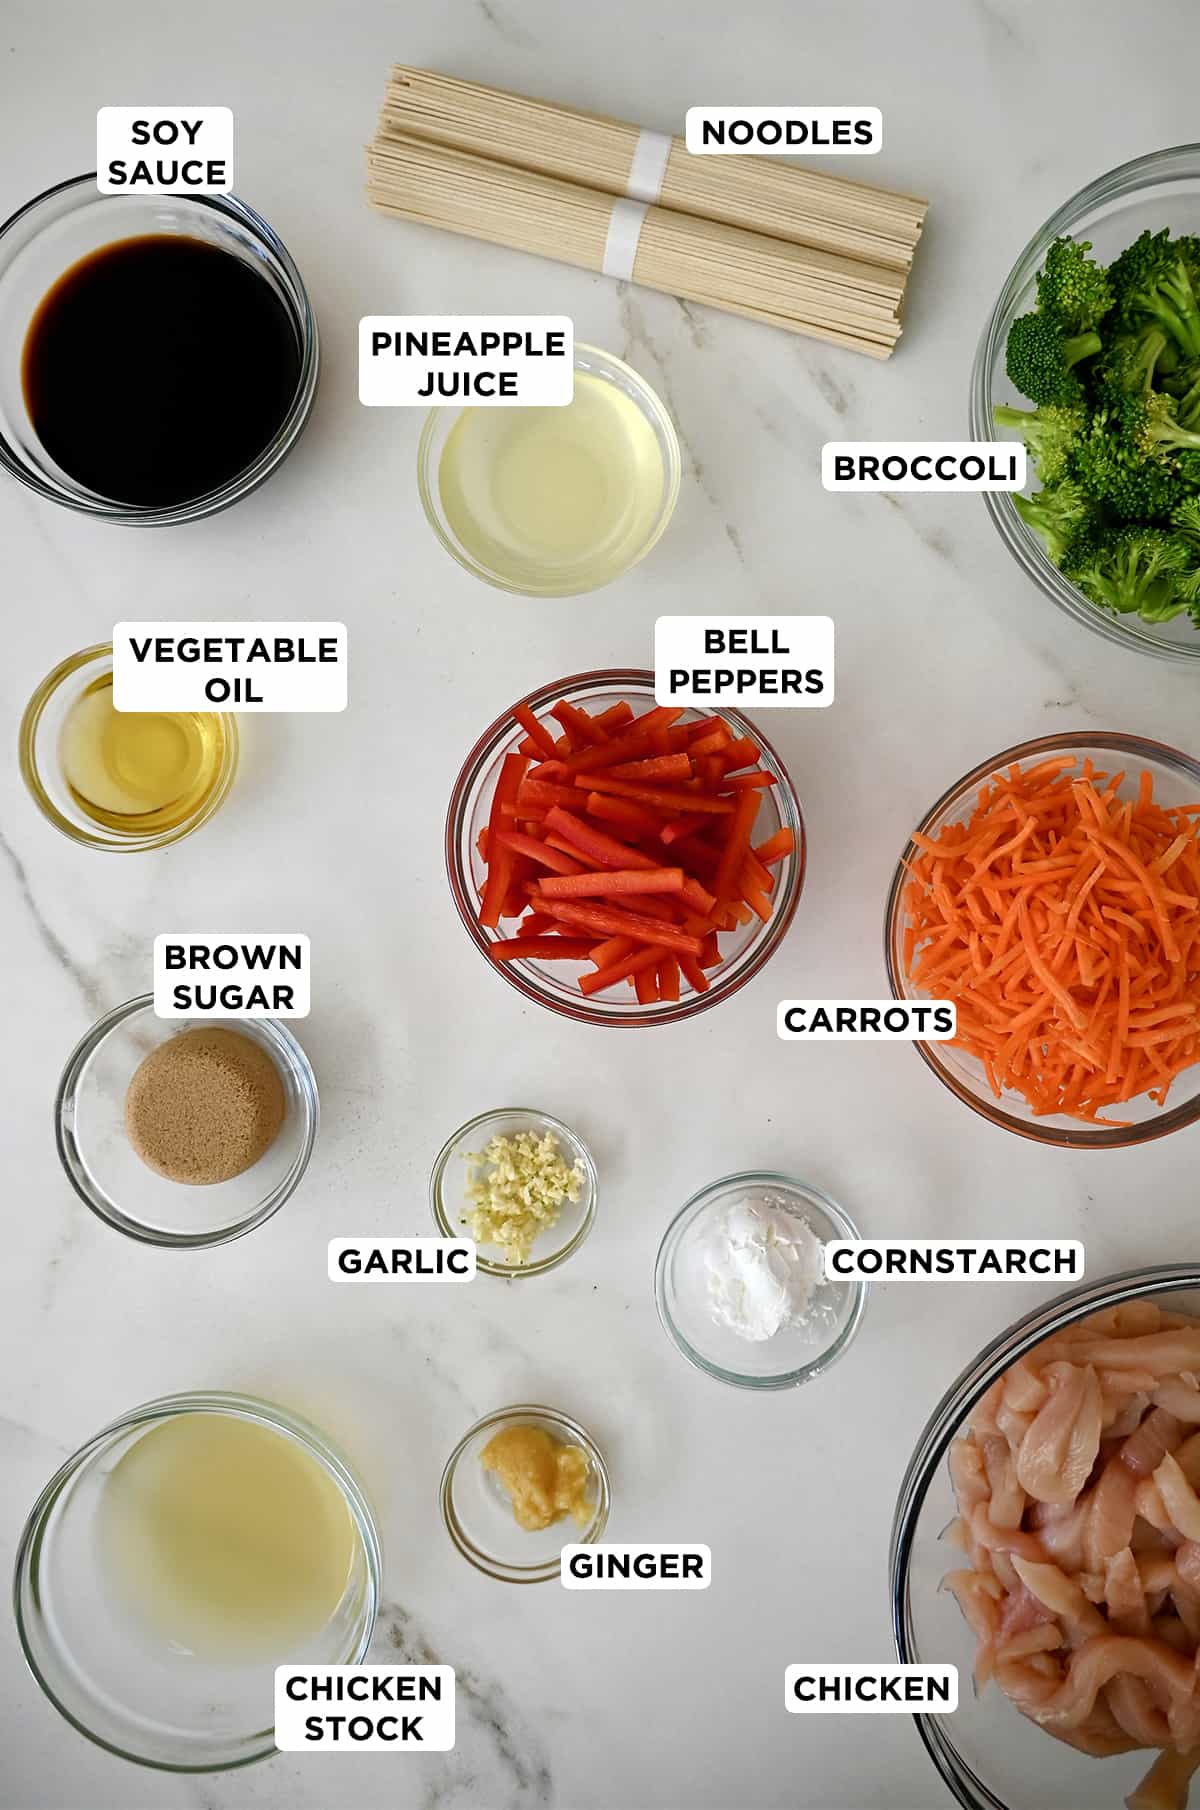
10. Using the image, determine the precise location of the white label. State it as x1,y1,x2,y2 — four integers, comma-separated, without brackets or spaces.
328,1238,476,1282
654,616,832,708
154,934,309,1019
777,1001,956,1040
275,1666,454,1752
112,622,347,713
824,1240,1085,1283
96,107,233,194
686,107,881,155
785,1665,957,1714
561,1544,710,1589
822,442,1026,492
359,316,573,406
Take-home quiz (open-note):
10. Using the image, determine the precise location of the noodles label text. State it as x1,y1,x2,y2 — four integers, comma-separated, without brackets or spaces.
823,442,1027,492
824,1241,1085,1282
154,934,310,1018
655,616,832,707
275,1666,455,1751
359,316,573,406
686,108,882,156
96,108,233,194
785,1665,957,1713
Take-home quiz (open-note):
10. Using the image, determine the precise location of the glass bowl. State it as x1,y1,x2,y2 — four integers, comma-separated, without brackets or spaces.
440,1404,610,1584
0,174,318,524
654,1171,867,1390
20,643,239,851
886,732,1200,1149
971,143,1200,664
14,1390,380,1772
416,342,681,595
430,1107,597,1278
445,669,806,1026
891,1265,1200,1810
56,994,319,1247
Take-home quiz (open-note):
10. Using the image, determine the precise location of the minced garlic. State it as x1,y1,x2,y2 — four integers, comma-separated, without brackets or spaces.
463,1131,584,1266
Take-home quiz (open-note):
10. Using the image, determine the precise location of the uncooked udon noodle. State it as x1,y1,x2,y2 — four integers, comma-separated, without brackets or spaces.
946,1303,1200,1810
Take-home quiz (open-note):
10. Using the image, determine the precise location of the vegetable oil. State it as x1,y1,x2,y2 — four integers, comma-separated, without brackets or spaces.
97,1413,359,1659
437,372,667,591
58,672,227,834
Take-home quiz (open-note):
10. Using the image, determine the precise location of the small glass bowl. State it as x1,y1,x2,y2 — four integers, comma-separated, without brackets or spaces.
56,994,319,1247
0,175,318,524
20,643,239,852
440,1405,611,1584
971,143,1200,664
891,1265,1200,1810
654,1172,867,1390
430,1107,597,1278
885,731,1200,1149
445,669,805,1026
14,1390,380,1772
416,342,681,595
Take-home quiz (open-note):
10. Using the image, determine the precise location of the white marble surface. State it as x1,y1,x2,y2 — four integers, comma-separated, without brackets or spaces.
1,3,1198,1807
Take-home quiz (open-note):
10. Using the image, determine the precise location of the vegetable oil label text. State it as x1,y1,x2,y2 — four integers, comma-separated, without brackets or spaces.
359,316,573,405
275,1667,455,1752
113,623,346,713
97,109,233,193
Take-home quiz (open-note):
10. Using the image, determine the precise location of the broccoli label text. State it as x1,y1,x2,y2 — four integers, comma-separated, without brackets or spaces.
822,442,1027,492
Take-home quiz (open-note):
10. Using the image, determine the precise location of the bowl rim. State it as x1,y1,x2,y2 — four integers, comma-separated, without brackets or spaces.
18,641,241,851
971,142,1200,666
12,1388,382,1773
889,1263,1200,1810
429,1105,599,1277
884,729,1200,1148
439,1402,611,1583
653,1169,869,1390
415,340,682,596
0,173,319,525
54,993,320,1247
445,668,806,1027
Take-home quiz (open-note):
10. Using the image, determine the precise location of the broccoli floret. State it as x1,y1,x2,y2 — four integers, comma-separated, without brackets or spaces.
1035,236,1114,333
1068,526,1192,620
1012,480,1096,566
1173,494,1200,553
1174,372,1200,431
993,401,1087,485
1072,405,1187,520
1108,229,1200,361
1005,312,1102,405
1097,326,1168,398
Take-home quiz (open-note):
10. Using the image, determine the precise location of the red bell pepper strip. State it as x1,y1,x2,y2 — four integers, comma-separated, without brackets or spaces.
495,830,586,876
541,899,703,956
489,937,595,961
536,867,685,899
479,753,528,928
578,944,666,996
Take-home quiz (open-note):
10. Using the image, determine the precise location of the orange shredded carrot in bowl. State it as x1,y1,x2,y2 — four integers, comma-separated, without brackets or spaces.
901,757,1200,1124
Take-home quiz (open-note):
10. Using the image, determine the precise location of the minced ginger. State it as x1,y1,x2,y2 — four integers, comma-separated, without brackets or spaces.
480,1425,592,1531
463,1131,584,1265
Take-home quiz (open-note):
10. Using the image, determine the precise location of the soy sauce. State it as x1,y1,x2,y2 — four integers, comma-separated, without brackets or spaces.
21,235,301,508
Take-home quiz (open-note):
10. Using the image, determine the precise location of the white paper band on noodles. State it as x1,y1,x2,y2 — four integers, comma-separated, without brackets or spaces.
626,128,672,204
602,198,649,280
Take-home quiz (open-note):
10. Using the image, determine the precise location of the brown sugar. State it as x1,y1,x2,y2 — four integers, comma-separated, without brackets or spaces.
124,1027,286,1185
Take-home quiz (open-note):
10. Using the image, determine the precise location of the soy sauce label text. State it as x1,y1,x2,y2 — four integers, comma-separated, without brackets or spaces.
97,108,233,194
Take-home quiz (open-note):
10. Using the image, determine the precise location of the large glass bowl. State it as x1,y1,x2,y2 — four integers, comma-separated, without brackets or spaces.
885,732,1200,1149
445,669,805,1026
891,1265,1200,1810
14,1391,381,1771
0,175,318,524
971,144,1200,664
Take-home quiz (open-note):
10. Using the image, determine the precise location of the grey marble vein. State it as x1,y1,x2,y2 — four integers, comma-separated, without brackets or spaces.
0,825,105,1015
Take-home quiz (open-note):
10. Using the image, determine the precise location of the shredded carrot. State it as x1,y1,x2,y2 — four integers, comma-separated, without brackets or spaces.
902,760,1200,1123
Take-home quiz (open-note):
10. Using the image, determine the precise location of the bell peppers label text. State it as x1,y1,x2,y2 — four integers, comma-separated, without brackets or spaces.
359,316,573,405
154,934,309,1018
777,1001,956,1040
113,622,346,713
655,616,832,707
823,442,1026,492
561,1544,710,1589
328,1239,476,1282
686,108,881,155
275,1666,454,1752
97,108,232,193
786,1665,957,1714
824,1241,1085,1283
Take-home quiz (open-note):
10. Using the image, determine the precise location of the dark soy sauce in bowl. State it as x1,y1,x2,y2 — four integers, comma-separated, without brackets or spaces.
21,235,302,508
